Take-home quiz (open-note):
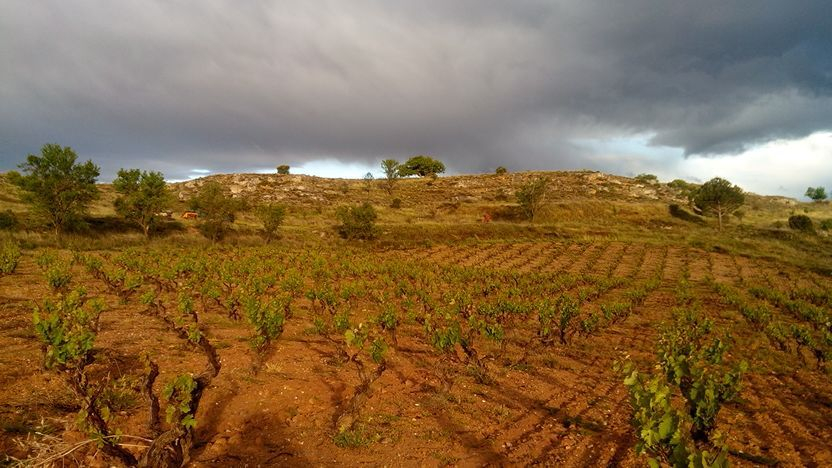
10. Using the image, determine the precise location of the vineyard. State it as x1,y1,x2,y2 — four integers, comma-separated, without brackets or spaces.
0,240,831,466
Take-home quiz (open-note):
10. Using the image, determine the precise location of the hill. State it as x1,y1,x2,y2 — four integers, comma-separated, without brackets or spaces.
2,170,831,272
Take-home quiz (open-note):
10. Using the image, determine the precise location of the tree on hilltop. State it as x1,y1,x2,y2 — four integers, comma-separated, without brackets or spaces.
805,186,827,202
398,156,445,177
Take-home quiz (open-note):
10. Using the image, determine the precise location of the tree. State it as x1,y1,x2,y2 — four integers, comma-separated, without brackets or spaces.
112,169,171,238
8,144,100,235
336,203,378,240
692,177,745,231
189,181,242,242
277,165,290,175
398,155,445,177
256,203,286,243
495,166,508,175
363,172,374,198
805,186,827,202
381,159,400,194
516,178,547,222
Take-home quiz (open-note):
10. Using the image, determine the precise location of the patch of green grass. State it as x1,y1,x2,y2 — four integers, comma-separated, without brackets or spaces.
333,426,378,448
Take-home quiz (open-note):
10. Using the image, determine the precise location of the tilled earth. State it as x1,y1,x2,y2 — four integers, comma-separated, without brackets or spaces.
1,241,830,467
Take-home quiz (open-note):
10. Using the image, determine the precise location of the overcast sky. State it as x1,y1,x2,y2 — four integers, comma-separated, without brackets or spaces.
2,1,830,197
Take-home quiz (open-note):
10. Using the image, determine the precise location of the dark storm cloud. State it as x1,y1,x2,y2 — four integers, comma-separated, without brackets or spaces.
1,0,830,180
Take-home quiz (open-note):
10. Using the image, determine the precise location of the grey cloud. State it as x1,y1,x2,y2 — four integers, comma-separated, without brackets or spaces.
1,0,830,180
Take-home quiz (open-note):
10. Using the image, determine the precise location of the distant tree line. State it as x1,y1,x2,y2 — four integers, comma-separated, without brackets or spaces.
17,143,819,239
4,145,459,242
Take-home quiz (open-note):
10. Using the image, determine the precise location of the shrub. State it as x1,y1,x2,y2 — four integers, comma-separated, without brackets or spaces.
0,210,17,230
189,181,242,242
819,219,832,231
667,179,695,191
33,288,103,369
634,173,658,184
788,214,814,232
276,165,290,175
516,178,547,222
390,198,402,209
495,166,508,175
255,203,287,242
656,309,747,442
336,203,378,240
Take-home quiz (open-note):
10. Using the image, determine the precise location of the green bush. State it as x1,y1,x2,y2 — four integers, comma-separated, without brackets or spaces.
0,239,21,274
516,178,547,222
819,219,832,231
189,181,242,242
495,166,508,175
336,203,378,240
634,173,658,184
0,210,18,230
255,203,286,242
276,165,290,175
33,288,103,369
390,198,402,209
788,214,814,232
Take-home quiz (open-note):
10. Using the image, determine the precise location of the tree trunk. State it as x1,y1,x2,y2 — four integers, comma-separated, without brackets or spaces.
717,202,723,231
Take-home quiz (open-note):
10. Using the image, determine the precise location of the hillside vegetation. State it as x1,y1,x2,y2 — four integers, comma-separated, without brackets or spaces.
3,170,831,273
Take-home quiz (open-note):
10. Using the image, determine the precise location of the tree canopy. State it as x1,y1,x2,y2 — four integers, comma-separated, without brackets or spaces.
189,181,242,242
805,186,827,202
398,156,445,177
113,169,171,238
381,159,400,194
692,177,745,231
8,144,100,235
